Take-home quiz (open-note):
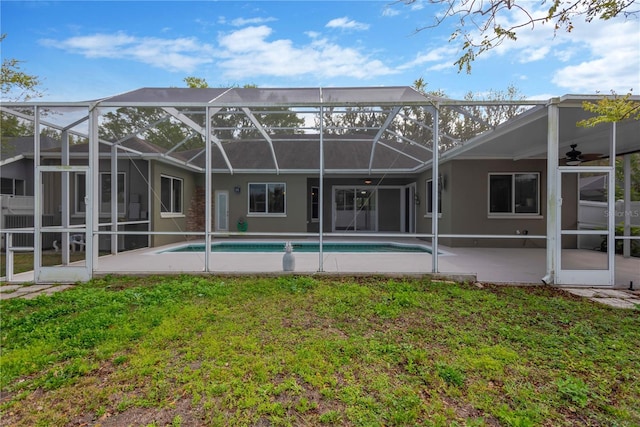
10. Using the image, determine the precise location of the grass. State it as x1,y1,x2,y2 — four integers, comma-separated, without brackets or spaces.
0,275,639,426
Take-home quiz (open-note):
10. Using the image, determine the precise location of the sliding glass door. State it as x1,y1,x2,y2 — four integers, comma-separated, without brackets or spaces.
333,187,377,232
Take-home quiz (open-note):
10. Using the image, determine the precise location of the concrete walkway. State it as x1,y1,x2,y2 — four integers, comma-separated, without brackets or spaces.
562,288,640,309
1,281,638,309
0,284,74,300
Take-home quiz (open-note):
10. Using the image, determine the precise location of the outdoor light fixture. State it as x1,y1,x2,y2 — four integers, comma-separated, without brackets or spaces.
364,179,372,185
234,186,241,194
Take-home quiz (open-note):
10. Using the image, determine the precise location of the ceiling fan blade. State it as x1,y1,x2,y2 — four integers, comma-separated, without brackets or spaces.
580,153,603,161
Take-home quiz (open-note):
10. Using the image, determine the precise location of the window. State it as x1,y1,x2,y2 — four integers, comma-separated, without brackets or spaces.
75,173,86,214
161,175,183,215
100,172,126,215
1,177,25,195
489,173,539,215
426,179,442,215
249,183,286,215
74,172,127,215
311,186,319,221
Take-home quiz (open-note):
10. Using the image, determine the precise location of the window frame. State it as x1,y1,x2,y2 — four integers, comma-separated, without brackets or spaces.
487,172,541,218
99,172,126,216
0,177,26,196
74,172,129,216
310,186,319,222
160,174,184,217
248,182,286,217
74,172,87,215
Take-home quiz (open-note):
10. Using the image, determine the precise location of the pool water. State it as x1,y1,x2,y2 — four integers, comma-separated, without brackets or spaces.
162,241,431,253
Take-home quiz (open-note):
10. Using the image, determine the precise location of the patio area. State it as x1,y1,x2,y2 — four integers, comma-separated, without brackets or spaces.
5,239,638,288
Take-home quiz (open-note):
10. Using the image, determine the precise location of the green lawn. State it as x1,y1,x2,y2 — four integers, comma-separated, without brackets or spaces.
1,275,638,426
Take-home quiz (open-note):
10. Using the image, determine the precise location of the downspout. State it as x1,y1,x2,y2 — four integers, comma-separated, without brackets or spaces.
543,100,560,285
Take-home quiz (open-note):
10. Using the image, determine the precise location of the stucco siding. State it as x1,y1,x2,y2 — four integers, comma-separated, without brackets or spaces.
417,159,579,248
211,173,310,233
151,162,196,247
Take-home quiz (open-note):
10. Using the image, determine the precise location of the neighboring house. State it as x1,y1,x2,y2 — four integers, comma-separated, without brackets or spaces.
1,136,155,250
1,136,60,248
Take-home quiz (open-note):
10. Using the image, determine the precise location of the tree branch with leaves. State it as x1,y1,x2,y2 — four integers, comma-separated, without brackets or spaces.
401,0,638,72
1,34,43,100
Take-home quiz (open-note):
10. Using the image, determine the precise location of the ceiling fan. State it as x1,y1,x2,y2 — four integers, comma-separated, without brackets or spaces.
560,144,602,166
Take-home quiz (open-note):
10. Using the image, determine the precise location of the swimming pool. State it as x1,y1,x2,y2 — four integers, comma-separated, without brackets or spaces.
160,241,432,254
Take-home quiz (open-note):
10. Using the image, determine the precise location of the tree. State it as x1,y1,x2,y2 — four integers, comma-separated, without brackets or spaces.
1,34,43,100
577,92,640,201
1,34,45,148
577,92,640,127
401,0,638,72
184,76,209,88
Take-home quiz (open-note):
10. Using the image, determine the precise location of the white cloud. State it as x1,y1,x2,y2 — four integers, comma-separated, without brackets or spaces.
39,32,215,73
326,17,370,31
409,0,425,11
382,7,401,17
551,19,640,92
398,46,459,69
230,16,277,27
215,26,396,80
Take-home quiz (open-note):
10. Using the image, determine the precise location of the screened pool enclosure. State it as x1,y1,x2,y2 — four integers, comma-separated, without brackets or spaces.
1,87,638,286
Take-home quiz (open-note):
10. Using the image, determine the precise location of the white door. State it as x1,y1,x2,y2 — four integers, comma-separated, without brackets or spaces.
36,166,91,283
215,191,229,232
556,167,614,286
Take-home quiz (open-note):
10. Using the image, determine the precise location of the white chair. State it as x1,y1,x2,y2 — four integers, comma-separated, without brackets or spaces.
70,234,86,252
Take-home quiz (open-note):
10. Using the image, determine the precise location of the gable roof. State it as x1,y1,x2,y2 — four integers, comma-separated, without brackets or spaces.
1,135,60,166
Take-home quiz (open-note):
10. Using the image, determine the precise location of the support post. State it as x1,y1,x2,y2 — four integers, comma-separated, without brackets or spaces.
430,105,439,273
205,107,212,272
111,141,118,254
61,130,70,264
34,107,41,280
623,153,631,258
318,104,325,272
544,101,560,285
89,105,100,274
608,123,616,285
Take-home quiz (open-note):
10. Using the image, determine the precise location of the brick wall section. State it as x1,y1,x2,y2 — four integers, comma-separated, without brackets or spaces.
186,186,210,238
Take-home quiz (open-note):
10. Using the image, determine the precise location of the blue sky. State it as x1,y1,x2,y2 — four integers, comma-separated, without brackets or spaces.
2,0,639,101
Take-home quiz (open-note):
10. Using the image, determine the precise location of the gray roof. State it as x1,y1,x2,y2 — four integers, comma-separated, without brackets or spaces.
172,134,430,172
98,86,442,107
1,135,60,160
